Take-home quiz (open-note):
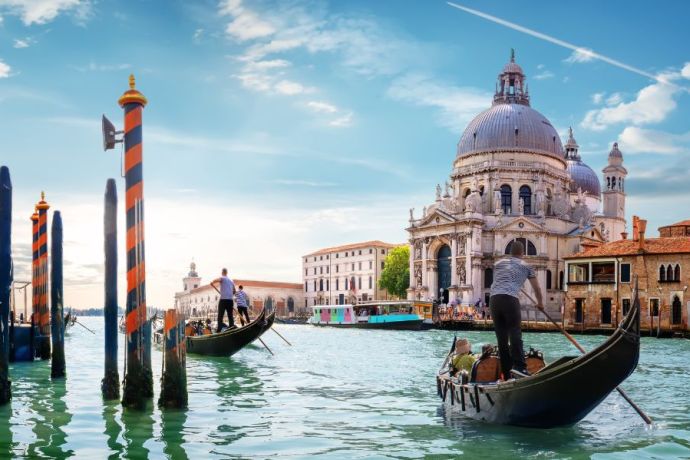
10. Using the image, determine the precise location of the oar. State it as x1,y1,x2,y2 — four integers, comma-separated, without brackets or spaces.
520,289,652,425
438,335,457,374
75,319,96,335
271,327,292,346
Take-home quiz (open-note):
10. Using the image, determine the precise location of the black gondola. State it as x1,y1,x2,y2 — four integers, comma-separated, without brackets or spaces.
185,309,275,357
437,285,641,428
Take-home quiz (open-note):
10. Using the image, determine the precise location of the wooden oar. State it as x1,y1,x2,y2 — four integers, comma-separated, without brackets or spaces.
75,319,96,335
520,289,652,425
271,327,292,346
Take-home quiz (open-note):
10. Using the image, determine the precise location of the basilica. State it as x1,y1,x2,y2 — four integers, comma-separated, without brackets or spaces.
406,51,628,317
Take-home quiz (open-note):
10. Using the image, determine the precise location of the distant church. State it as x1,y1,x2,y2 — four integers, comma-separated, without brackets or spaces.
406,50,628,316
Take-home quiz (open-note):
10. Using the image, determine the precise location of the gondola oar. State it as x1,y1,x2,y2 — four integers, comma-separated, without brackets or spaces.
270,328,292,346
520,289,652,425
75,319,96,335
438,335,457,373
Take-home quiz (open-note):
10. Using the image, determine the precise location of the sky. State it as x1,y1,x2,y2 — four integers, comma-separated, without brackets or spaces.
1,0,689,308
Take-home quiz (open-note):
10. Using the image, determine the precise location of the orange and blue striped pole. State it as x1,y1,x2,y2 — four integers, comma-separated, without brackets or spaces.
119,74,152,408
36,193,50,360
158,309,187,408
30,208,38,358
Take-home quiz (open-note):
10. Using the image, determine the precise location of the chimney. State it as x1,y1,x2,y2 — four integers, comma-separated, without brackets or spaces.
638,219,647,251
632,215,640,241
621,231,628,240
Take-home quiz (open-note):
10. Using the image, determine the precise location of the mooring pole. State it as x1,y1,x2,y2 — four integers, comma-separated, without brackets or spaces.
142,318,153,398
50,211,65,378
36,193,51,360
30,208,38,358
102,179,119,399
119,75,151,409
159,309,187,408
0,166,13,403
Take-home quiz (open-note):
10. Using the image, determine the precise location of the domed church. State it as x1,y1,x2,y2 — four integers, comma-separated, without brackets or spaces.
406,50,628,316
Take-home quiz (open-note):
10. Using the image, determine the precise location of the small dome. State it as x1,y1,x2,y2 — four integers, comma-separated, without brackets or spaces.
567,159,601,197
609,142,623,159
456,104,564,159
502,61,524,75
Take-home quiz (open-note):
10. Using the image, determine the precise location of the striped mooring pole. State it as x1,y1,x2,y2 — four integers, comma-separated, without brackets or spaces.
36,193,50,360
102,179,119,400
119,74,152,408
30,208,38,349
50,211,65,378
158,309,187,409
0,166,13,403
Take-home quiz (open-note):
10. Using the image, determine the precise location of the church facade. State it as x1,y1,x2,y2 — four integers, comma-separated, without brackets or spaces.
406,51,628,318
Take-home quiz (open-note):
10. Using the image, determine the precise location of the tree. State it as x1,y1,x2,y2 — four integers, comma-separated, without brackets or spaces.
378,246,410,299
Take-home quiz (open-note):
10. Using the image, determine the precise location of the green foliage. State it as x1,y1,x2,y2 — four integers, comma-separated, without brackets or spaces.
378,246,410,299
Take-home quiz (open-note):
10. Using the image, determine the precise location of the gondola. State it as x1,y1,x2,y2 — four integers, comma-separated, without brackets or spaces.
185,309,275,357
436,287,641,428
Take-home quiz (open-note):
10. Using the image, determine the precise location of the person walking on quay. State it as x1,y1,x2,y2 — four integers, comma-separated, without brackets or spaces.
489,241,543,379
211,268,236,332
235,285,251,326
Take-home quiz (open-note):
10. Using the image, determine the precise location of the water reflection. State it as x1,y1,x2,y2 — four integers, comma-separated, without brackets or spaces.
121,402,155,459
0,403,13,457
102,401,123,459
27,365,73,458
160,408,188,460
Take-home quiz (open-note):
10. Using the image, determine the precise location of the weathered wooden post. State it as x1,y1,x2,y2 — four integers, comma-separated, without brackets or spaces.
119,75,152,408
102,179,119,399
36,193,50,360
158,309,187,408
50,211,65,379
142,318,153,398
0,166,13,403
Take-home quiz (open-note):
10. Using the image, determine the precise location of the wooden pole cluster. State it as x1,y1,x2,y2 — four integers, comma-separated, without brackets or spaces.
50,211,65,378
119,75,152,409
0,166,13,403
36,192,50,360
102,179,119,399
158,309,187,408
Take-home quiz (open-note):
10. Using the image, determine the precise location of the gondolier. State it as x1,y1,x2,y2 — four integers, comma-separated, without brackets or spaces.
235,285,251,326
211,268,236,332
489,241,543,379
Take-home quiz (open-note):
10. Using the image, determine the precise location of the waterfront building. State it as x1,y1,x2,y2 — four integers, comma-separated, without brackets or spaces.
302,241,398,307
174,262,304,318
659,220,690,238
564,216,690,335
406,50,628,318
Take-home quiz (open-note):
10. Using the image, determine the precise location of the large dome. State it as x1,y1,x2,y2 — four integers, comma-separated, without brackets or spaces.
456,103,565,159
567,159,601,197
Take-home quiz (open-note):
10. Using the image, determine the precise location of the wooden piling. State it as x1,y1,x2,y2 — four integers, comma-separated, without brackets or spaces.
102,179,119,399
119,75,152,409
0,166,13,403
158,309,187,409
142,318,153,398
50,211,65,378
36,193,50,360
30,208,38,359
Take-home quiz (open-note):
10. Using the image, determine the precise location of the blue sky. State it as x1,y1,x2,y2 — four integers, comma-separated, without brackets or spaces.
1,0,689,307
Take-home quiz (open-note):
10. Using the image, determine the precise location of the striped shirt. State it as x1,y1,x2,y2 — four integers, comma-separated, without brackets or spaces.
490,257,536,298
235,290,249,308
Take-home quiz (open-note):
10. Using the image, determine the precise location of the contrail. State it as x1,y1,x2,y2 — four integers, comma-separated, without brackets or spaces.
447,2,673,86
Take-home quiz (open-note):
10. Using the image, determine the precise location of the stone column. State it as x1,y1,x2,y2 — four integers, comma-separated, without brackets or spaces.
421,240,428,292
450,236,458,287
408,241,414,291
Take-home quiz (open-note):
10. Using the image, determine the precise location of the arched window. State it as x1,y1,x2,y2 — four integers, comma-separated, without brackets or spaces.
505,238,537,256
612,177,616,189
500,184,512,214
606,177,611,189
336,279,339,291
287,297,295,313
546,270,552,290
484,268,493,289
369,276,373,289
319,279,324,291
546,189,553,215
519,185,532,215
559,271,564,290
659,265,666,281
675,264,681,281
667,265,673,282
344,278,349,290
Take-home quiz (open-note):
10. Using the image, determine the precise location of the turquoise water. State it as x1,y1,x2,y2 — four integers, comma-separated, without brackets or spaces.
0,318,689,459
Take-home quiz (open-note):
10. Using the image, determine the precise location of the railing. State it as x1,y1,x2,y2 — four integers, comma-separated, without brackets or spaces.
453,159,568,178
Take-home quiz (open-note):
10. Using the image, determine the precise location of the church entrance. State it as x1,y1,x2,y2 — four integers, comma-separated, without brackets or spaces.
672,295,682,325
437,244,451,304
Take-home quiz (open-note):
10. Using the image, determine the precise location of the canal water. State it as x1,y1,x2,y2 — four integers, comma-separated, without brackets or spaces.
0,318,689,459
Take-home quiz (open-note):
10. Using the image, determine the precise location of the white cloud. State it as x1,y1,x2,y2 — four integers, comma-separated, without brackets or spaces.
580,72,681,131
591,92,604,104
306,101,337,114
329,112,353,128
243,59,291,72
272,179,337,187
235,72,272,92
618,126,690,155
220,0,275,41
274,79,310,95
387,74,491,132
533,70,554,80
0,59,10,78
0,0,89,25
74,62,131,72
13,38,31,48
605,92,623,106
564,47,596,63
682,62,690,79
193,28,204,43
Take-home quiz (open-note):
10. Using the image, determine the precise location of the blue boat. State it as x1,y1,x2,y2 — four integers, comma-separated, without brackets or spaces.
309,301,424,330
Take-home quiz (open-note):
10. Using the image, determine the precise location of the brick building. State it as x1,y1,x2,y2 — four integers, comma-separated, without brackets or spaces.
659,220,690,238
564,217,690,335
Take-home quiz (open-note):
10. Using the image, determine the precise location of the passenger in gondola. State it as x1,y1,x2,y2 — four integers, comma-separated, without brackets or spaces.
450,338,476,379
489,241,544,379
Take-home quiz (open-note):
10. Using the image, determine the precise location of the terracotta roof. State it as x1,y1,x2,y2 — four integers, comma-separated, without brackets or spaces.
306,240,399,256
660,219,690,228
566,237,690,259
190,279,301,294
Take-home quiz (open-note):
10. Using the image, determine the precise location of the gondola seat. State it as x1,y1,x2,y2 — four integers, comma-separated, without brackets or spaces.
470,356,501,383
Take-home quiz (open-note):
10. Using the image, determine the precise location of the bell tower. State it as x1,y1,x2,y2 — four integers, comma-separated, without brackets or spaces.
602,142,627,219
183,261,201,292
493,48,530,106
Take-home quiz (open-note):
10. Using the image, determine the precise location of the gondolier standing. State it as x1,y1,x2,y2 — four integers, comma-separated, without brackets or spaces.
235,285,251,326
211,268,236,332
490,241,543,379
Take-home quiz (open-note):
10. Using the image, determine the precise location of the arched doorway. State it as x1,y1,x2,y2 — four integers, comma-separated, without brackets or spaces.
264,296,274,312
672,295,682,325
287,297,295,313
437,244,451,304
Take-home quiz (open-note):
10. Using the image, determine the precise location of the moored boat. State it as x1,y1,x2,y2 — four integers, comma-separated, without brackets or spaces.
309,301,423,330
185,309,275,357
436,285,641,428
